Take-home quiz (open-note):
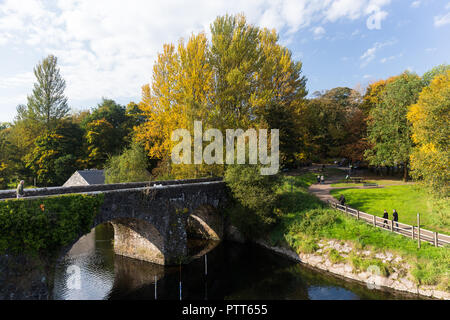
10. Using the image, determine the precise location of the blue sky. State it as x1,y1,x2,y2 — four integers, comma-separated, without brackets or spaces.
0,0,449,122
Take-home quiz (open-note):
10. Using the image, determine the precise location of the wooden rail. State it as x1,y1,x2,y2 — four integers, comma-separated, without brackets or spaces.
328,201,450,248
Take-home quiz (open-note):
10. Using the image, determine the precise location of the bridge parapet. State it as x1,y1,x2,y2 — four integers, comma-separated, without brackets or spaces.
0,177,222,200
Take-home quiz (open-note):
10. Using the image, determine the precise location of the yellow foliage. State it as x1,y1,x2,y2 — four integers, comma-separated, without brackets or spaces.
407,70,450,197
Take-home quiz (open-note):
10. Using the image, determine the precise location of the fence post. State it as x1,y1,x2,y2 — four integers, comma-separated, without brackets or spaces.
417,213,421,249
345,205,348,215
373,215,376,227
434,232,438,247
356,210,359,220
389,220,393,232
411,226,414,239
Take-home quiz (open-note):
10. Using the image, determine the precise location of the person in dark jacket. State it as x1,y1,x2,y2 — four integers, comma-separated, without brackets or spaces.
392,209,399,230
383,209,389,228
16,180,24,198
339,194,346,206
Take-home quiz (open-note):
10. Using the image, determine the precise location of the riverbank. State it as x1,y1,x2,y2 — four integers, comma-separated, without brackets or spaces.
254,238,449,300
238,170,450,300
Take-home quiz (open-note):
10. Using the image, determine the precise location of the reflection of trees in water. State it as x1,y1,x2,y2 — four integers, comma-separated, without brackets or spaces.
55,224,422,300
266,264,419,300
107,239,220,300
53,223,116,300
108,255,165,299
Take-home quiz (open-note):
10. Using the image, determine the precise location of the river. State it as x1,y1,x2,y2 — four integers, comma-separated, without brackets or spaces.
52,223,418,300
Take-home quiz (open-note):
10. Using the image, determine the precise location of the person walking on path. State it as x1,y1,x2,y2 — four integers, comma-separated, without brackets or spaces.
16,180,25,198
320,175,324,184
383,210,389,228
392,209,399,231
317,175,321,184
339,194,346,206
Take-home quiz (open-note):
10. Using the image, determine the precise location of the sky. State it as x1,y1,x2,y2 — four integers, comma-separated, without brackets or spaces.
0,0,449,122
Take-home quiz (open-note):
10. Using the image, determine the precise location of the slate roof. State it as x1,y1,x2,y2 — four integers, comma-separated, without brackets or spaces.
77,169,105,185
63,169,105,186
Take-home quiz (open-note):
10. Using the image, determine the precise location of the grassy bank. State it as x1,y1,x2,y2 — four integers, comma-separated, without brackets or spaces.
267,173,450,292
329,185,449,234
330,179,412,188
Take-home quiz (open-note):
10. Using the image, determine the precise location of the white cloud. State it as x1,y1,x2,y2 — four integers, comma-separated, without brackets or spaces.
379,53,402,63
411,1,421,8
312,26,326,39
434,12,450,27
0,72,34,89
360,39,396,67
0,0,393,117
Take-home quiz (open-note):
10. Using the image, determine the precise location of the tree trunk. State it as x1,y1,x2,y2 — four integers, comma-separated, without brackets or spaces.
403,162,408,182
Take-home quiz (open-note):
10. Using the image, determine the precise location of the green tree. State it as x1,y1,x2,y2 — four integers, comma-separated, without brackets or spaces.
85,119,117,168
25,132,78,186
302,87,363,161
365,72,425,181
83,99,134,168
104,142,151,183
209,14,263,130
255,28,308,167
17,55,69,129
224,164,281,238
422,64,450,86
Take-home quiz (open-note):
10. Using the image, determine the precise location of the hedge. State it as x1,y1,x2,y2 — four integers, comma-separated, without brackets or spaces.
0,194,104,255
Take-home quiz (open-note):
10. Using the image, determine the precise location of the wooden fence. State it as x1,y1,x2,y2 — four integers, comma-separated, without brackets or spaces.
328,201,450,248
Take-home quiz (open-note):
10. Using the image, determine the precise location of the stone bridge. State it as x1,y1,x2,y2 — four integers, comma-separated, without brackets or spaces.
0,178,229,265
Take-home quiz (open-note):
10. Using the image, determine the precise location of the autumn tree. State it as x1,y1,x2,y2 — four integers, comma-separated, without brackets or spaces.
254,28,307,167
135,33,216,178
361,77,398,115
407,70,449,197
135,14,307,177
302,87,363,161
0,124,18,188
209,14,263,130
25,135,76,187
422,64,450,86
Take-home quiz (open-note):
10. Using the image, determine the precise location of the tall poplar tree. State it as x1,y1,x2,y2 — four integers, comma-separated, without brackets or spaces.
17,55,69,130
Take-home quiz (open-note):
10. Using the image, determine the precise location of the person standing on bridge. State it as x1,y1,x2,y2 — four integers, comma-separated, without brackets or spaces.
383,210,389,228
317,175,321,184
392,209,399,231
320,175,324,184
16,180,24,198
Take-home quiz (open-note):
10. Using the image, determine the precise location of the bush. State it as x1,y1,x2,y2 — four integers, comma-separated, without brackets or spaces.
224,164,281,238
104,142,151,183
0,194,104,256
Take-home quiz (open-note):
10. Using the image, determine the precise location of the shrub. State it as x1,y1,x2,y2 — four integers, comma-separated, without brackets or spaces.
104,142,151,183
0,194,104,256
224,164,281,238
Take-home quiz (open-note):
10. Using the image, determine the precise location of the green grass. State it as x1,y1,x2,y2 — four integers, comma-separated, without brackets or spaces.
330,179,411,187
329,185,449,234
267,174,450,292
